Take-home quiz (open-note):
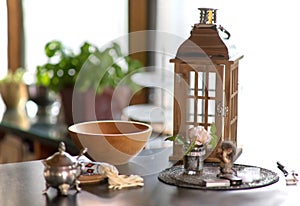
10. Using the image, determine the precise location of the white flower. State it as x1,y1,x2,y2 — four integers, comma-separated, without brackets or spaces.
188,126,211,146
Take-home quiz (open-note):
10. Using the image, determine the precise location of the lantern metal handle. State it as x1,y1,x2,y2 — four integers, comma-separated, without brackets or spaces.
218,25,231,40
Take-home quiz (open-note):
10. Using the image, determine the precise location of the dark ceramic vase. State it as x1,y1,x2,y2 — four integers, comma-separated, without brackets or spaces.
183,145,205,175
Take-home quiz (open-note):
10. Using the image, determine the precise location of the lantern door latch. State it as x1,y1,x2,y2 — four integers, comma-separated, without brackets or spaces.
217,102,228,117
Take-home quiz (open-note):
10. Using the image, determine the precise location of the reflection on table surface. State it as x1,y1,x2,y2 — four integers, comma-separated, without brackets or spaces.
0,101,76,153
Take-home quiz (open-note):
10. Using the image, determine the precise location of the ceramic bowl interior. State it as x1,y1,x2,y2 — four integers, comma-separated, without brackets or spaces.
68,120,152,165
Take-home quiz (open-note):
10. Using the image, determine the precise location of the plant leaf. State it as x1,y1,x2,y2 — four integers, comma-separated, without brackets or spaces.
184,141,196,155
165,134,185,146
209,122,218,148
165,135,177,141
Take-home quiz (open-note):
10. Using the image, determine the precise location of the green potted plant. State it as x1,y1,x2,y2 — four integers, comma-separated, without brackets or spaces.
36,40,143,125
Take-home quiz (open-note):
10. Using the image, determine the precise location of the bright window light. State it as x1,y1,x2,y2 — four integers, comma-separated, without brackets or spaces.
22,0,128,72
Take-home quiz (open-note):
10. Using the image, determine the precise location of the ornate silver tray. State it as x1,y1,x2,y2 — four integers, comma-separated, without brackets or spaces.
158,163,279,190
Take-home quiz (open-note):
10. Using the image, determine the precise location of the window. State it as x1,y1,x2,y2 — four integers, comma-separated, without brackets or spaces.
0,0,8,79
22,0,128,72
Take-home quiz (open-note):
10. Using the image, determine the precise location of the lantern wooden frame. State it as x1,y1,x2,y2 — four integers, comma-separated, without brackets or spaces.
170,57,242,162
169,9,243,162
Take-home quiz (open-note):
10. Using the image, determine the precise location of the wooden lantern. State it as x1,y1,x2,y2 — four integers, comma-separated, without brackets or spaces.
170,8,243,162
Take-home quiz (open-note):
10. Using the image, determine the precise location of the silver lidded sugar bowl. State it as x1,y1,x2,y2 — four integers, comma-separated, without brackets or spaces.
43,142,87,195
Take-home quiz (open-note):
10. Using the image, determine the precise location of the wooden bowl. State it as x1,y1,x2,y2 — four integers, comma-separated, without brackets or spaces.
68,120,152,165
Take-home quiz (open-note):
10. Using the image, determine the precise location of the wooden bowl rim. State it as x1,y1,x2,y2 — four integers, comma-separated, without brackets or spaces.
68,120,152,136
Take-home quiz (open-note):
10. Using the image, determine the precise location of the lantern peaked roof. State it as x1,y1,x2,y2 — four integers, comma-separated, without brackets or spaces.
176,24,240,61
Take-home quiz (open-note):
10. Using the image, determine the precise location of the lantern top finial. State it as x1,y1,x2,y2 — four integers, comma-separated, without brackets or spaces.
198,8,218,24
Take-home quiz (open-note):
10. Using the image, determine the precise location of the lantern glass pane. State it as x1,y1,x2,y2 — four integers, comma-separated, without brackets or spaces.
197,98,204,123
189,71,195,96
197,72,205,97
208,99,215,123
208,72,216,97
187,98,194,122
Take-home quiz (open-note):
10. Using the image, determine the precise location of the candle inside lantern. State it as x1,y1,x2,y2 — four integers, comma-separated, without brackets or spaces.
207,10,213,24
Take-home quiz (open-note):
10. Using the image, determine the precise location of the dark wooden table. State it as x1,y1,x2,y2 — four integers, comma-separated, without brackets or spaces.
0,146,298,206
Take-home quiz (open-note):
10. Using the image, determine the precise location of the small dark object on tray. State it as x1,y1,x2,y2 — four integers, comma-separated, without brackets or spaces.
218,174,242,186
